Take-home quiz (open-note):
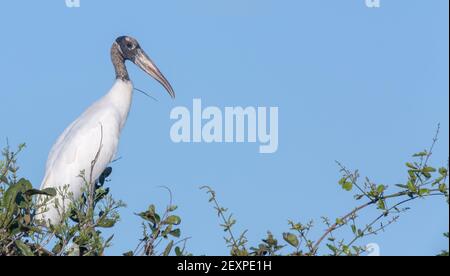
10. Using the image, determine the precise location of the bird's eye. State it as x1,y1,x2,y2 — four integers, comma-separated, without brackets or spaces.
126,43,134,49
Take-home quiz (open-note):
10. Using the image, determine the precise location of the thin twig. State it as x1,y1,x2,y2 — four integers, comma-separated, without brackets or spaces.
87,123,104,224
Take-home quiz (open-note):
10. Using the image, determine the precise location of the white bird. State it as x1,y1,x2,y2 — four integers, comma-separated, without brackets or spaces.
37,36,175,225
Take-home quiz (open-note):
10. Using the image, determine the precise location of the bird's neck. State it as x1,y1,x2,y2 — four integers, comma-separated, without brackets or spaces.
111,44,130,81
107,79,134,129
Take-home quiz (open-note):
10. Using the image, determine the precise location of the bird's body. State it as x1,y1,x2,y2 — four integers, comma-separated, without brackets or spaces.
38,36,174,225
39,80,133,224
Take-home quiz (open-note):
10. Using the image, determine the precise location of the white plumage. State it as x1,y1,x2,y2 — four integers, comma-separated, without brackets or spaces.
38,80,132,224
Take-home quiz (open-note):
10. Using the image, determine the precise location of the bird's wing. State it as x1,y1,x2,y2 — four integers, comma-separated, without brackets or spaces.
45,120,78,172
41,104,120,191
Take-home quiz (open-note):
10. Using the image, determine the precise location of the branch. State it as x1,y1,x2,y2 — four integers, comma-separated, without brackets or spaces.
312,190,445,254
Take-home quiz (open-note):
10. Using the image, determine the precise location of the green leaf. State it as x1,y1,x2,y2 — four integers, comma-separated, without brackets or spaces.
422,172,432,179
339,177,354,191
137,205,156,220
169,228,181,238
339,177,347,186
137,212,147,221
407,181,417,193
422,167,436,173
342,245,350,255
24,188,56,197
16,178,33,190
377,185,386,194
413,152,428,157
432,176,445,186
377,200,386,210
408,170,417,181
94,187,110,202
439,167,448,176
153,214,161,224
418,189,430,196
162,224,173,238
137,205,161,224
2,178,33,222
105,235,114,247
52,242,63,254
97,219,116,228
148,204,156,215
165,215,181,225
3,184,19,208
406,163,417,169
175,246,183,256
357,230,364,237
15,240,33,256
439,184,448,193
283,233,299,248
420,167,435,179
354,194,364,200
163,240,174,256
123,251,134,256
343,182,353,191
326,244,338,254
168,205,178,212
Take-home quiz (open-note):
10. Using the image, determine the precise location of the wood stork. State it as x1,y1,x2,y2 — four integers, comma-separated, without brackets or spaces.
37,36,175,225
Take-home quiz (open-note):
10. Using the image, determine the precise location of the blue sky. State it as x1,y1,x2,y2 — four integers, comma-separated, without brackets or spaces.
0,0,448,256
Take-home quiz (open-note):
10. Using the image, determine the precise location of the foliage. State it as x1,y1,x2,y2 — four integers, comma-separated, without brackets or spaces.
199,126,449,256
0,143,124,256
0,128,448,256
437,233,449,256
124,187,189,256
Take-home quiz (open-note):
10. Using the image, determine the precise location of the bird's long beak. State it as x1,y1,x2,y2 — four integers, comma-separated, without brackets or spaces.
134,49,175,99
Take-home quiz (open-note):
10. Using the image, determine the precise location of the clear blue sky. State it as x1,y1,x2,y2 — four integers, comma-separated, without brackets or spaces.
0,0,448,256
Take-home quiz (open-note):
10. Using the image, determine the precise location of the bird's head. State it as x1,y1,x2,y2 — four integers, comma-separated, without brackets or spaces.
113,36,175,99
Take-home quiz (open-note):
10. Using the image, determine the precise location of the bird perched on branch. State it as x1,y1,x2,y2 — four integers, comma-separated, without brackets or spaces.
37,36,175,225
